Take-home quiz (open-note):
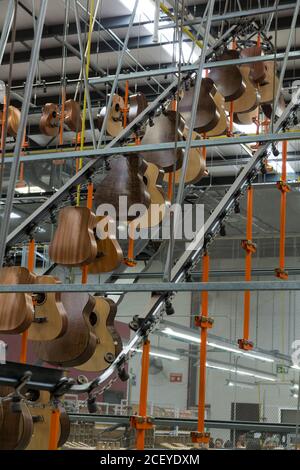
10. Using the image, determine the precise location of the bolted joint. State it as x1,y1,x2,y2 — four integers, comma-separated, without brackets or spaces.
124,258,137,267
241,239,257,253
276,181,290,193
190,431,210,444
195,315,214,329
238,338,254,351
275,267,289,280
130,415,154,430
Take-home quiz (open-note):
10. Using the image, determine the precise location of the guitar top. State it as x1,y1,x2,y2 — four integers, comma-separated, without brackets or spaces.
49,206,98,267
225,61,260,114
178,78,221,134
6,105,21,138
94,154,150,221
40,103,60,137
0,266,35,334
28,275,68,341
88,216,124,274
33,292,97,367
141,110,185,173
0,398,33,450
208,49,246,102
64,99,82,133
77,296,122,372
97,94,124,137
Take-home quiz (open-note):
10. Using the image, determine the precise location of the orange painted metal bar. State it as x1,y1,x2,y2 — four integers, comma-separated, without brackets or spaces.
59,88,66,146
1,95,7,152
279,140,288,272
20,239,35,364
197,252,209,434
136,339,150,450
229,101,234,135
48,408,61,450
243,186,253,341
81,182,94,284
123,80,129,128
167,171,173,201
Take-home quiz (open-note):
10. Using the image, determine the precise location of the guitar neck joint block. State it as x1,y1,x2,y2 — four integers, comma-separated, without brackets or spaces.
238,338,254,351
241,239,257,253
195,315,214,329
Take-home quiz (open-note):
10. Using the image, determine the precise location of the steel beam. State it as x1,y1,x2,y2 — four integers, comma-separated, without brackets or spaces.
90,50,300,85
0,1,15,66
1,281,300,293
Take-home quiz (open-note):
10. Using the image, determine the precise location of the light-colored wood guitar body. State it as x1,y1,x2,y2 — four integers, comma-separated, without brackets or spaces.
64,99,82,133
164,130,206,185
49,206,98,267
132,162,169,230
7,106,21,137
234,107,258,126
207,90,228,137
0,398,33,450
28,276,68,341
88,216,123,274
0,267,35,334
225,65,260,114
77,297,122,372
40,103,60,137
97,94,124,137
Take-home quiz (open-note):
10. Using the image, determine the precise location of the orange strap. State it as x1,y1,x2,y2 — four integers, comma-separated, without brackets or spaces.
136,340,150,450
1,95,7,152
278,140,288,274
257,32,261,47
48,408,61,450
243,186,253,341
167,172,174,201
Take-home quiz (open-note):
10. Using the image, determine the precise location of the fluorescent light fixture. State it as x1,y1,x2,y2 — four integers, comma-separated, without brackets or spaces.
10,212,21,219
162,327,274,363
226,379,255,390
133,346,180,361
15,186,46,194
206,361,276,382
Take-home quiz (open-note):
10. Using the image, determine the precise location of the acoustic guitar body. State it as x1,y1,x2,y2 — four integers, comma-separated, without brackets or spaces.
240,46,266,84
206,90,228,137
34,293,97,367
208,49,246,102
225,63,260,114
88,217,123,274
49,206,98,267
233,107,258,126
40,103,60,137
178,78,220,134
132,162,168,229
164,130,206,185
6,106,21,138
94,154,150,221
259,61,279,104
28,276,68,341
64,99,82,133
26,391,70,450
0,398,33,450
0,267,35,334
97,94,124,137
77,297,122,372
141,110,185,173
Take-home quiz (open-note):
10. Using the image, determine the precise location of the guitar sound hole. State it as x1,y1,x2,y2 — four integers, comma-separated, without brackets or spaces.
35,293,46,305
89,312,98,326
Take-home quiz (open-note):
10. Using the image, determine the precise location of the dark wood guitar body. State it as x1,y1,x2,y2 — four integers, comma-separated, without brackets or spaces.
49,206,98,267
34,293,97,367
64,99,82,133
94,154,150,221
128,92,148,123
178,78,220,134
77,297,122,372
0,398,33,450
240,46,266,84
141,110,185,173
57,405,70,448
40,103,60,137
0,267,35,334
88,216,123,273
208,49,246,102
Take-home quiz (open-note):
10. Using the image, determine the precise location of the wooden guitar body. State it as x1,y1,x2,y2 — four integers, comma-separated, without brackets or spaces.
88,216,123,274
206,90,228,137
233,107,258,126
208,49,246,102
240,46,266,84
28,276,68,341
26,391,70,450
0,267,35,334
77,297,122,372
132,162,168,229
97,94,124,137
259,61,279,104
94,154,150,221
34,293,97,367
40,103,60,137
225,63,260,114
64,99,82,133
164,130,206,185
49,206,97,266
178,78,220,134
7,106,21,137
128,92,148,123
0,398,33,450
141,110,185,173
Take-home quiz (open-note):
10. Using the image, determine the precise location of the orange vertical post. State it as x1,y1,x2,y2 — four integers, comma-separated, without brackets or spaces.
59,88,66,147
1,95,7,152
48,408,61,450
136,339,150,450
123,80,129,128
198,252,209,434
20,238,35,364
276,140,290,279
